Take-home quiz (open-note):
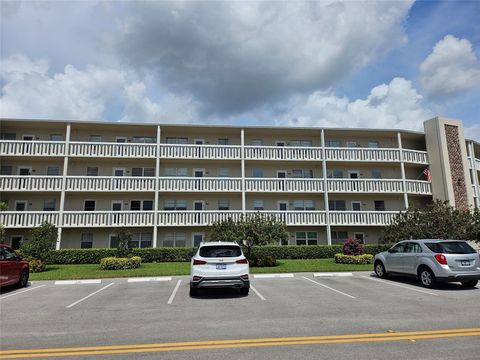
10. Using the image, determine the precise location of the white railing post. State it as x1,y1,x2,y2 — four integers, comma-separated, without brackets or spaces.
397,132,409,210
467,141,480,208
153,125,161,247
57,123,70,250
321,129,331,245
241,129,246,217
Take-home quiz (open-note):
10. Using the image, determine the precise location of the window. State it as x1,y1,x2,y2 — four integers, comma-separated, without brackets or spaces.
0,166,12,175
390,243,407,253
331,231,348,244
84,200,95,211
109,234,119,248
15,201,27,211
290,140,312,147
130,233,153,248
132,168,143,177
164,200,187,210
368,141,380,148
47,166,60,176
218,168,230,177
351,201,362,211
166,137,188,144
87,167,98,176
218,138,229,145
329,200,346,211
164,168,188,177
405,242,422,253
253,200,264,210
327,170,343,179
346,141,357,148
81,233,93,249
88,135,102,142
132,167,155,177
252,168,263,177
43,199,56,211
132,136,156,143
200,246,242,257
116,137,127,143
354,233,365,243
293,200,315,210
0,133,16,140
374,200,385,211
296,232,318,245
292,169,313,178
164,232,186,247
143,200,153,211
372,170,382,179
425,241,476,254
326,140,341,147
50,134,63,141
218,200,230,210
251,139,263,146
131,200,153,211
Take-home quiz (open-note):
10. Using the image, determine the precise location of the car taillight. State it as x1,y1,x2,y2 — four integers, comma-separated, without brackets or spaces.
193,259,207,265
240,274,249,280
193,275,202,281
236,258,248,264
434,254,447,265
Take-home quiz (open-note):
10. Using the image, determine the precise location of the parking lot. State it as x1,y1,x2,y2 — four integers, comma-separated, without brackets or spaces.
1,272,480,359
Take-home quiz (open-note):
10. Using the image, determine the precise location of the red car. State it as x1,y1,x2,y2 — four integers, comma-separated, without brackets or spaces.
0,244,29,288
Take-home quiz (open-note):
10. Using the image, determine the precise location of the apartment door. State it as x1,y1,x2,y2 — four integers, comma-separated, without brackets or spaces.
18,167,31,176
10,236,23,250
277,170,287,191
22,135,34,141
115,137,127,143
278,201,288,222
193,169,205,190
354,233,365,244
193,201,204,224
192,233,204,247
349,171,359,191
15,201,27,211
113,168,125,189
111,201,122,224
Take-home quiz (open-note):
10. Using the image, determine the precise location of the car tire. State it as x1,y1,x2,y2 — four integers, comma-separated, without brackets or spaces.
461,280,478,288
418,267,437,288
374,261,388,278
240,286,249,295
17,269,29,288
189,286,198,297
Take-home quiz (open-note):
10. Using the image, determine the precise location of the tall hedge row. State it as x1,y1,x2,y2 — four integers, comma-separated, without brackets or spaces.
45,244,390,264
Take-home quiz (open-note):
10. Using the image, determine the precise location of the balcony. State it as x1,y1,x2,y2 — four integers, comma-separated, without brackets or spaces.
402,149,429,164
329,211,399,226
62,211,155,227
327,179,403,193
244,146,322,161
69,142,156,158
0,212,60,228
160,144,241,160
405,180,432,195
66,176,156,192
158,177,241,192
245,178,324,192
325,148,400,162
0,140,65,157
0,176,63,191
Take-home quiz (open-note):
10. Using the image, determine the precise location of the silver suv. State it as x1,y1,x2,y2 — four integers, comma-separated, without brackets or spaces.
374,239,480,288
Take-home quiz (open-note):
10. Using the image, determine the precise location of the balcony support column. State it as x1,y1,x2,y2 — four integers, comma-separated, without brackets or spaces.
153,125,161,247
241,129,246,216
397,132,409,210
56,123,71,250
467,141,480,208
321,129,331,245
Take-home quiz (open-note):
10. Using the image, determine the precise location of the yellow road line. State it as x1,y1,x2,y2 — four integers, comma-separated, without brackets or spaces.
1,328,479,359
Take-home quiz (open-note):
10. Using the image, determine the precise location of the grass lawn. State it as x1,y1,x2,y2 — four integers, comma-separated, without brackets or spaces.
29,259,373,281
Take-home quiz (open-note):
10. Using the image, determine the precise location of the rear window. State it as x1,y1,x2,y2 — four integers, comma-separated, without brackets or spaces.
425,242,476,254
199,246,242,258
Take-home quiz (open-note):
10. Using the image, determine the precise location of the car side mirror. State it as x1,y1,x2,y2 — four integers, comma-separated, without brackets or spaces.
387,249,393,253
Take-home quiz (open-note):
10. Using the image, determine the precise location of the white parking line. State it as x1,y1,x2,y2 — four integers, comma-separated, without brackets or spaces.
314,272,353,277
250,285,266,301
168,280,182,304
302,276,356,299
253,273,294,279
66,282,115,309
128,277,172,283
55,280,102,285
360,276,439,296
0,285,46,300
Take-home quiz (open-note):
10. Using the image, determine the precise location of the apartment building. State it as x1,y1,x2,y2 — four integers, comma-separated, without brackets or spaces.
1,117,479,250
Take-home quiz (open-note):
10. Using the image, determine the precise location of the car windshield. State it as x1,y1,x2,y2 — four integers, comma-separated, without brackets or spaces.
425,242,476,254
199,246,241,258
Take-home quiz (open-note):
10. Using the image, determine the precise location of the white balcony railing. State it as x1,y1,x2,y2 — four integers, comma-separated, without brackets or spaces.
325,148,401,162
246,211,327,225
158,177,241,192
66,176,156,192
476,158,480,171
405,180,432,195
62,211,155,227
329,211,399,226
245,178,324,192
0,140,66,156
69,142,156,158
0,176,63,191
158,210,244,226
160,144,241,160
0,212,60,228
327,179,404,193
402,149,429,164
244,146,323,161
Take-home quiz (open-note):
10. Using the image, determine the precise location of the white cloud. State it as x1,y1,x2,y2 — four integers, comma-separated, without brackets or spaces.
0,54,198,122
420,35,480,98
273,78,433,131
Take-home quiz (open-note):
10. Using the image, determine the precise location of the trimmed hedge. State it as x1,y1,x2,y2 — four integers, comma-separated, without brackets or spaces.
334,253,374,265
45,245,390,264
100,256,142,270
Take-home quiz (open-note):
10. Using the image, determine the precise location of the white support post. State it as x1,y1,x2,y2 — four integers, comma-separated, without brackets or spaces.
153,125,161,247
467,141,480,208
241,128,246,216
57,123,71,250
397,132,409,210
321,129,331,245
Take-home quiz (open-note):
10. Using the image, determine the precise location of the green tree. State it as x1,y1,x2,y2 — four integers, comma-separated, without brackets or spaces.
383,200,473,243
467,207,480,243
20,222,57,261
208,217,246,244
115,227,133,257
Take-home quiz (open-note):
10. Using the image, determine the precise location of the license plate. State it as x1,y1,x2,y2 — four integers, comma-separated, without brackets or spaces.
461,261,470,266
216,264,227,270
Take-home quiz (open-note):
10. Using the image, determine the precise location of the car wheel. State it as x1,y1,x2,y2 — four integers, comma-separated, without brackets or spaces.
461,280,478,288
240,286,249,295
189,286,198,297
17,270,29,288
419,267,437,288
374,261,388,278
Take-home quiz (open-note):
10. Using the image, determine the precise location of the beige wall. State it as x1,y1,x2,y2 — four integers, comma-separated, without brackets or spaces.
245,193,325,210
1,193,61,211
330,226,384,244
68,158,156,176
327,194,405,211
160,127,241,145
1,158,64,175
70,123,156,142
245,163,323,178
61,227,153,248
0,121,67,141
160,160,242,177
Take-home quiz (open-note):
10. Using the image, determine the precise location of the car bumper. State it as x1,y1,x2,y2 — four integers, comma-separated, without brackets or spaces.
436,272,480,282
191,276,250,289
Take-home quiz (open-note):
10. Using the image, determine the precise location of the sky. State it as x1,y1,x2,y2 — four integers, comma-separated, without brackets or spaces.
1,0,479,140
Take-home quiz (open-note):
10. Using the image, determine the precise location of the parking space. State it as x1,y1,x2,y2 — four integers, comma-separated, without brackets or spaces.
1,272,479,355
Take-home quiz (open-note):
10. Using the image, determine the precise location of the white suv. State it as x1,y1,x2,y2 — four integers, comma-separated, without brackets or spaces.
190,242,250,296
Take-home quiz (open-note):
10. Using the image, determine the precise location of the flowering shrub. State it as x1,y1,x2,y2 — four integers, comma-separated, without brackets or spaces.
334,253,373,264
342,238,365,256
